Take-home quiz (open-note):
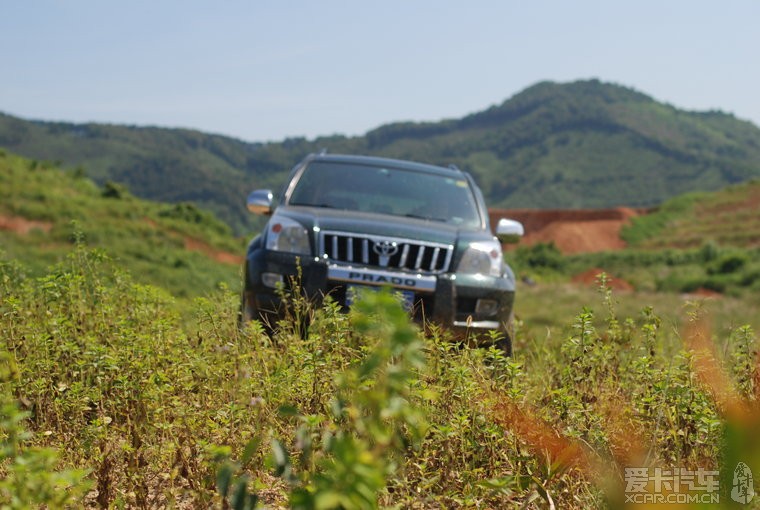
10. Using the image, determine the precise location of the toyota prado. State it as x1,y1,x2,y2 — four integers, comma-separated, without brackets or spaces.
240,153,524,353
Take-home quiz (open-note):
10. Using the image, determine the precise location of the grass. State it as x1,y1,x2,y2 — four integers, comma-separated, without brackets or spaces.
0,151,245,306
2,244,758,508
508,239,760,300
622,180,760,249
517,282,759,342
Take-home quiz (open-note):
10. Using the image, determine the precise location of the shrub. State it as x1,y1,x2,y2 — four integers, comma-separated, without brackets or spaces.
708,251,749,275
101,180,129,199
515,242,565,270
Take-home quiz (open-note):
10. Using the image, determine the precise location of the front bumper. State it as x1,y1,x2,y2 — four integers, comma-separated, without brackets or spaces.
245,250,515,337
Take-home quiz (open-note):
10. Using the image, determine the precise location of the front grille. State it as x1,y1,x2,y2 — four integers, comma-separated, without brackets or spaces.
320,231,454,273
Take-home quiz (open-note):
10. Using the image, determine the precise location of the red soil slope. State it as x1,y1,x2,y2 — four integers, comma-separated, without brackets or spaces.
0,215,53,235
489,208,648,254
183,237,244,265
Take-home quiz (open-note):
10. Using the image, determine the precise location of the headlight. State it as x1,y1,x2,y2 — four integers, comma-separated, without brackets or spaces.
265,217,311,254
457,240,503,277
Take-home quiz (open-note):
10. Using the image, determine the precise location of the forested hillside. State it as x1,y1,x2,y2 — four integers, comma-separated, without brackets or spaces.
3,79,760,234
0,114,263,233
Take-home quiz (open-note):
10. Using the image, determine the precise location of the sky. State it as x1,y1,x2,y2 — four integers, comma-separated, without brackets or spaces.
2,1,759,143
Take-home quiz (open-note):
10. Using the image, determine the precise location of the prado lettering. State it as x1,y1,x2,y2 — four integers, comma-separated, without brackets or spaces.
348,271,418,288
326,265,438,292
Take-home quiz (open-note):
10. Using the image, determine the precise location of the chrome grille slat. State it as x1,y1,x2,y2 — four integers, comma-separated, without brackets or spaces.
399,244,410,267
414,246,425,269
430,247,440,269
320,231,453,273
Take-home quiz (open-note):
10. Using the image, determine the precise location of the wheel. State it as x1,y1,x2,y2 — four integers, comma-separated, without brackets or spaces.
238,291,255,329
238,290,277,337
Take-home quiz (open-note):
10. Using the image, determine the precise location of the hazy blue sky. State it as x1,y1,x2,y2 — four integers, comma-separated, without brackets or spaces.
2,1,758,143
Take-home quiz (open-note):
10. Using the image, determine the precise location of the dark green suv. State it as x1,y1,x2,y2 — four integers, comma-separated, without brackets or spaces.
241,153,523,352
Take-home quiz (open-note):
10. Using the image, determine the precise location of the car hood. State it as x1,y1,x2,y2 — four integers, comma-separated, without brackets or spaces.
274,206,492,248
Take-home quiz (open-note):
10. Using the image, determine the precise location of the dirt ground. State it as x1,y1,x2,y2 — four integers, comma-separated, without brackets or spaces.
0,214,53,235
490,207,651,292
183,237,243,265
490,207,647,255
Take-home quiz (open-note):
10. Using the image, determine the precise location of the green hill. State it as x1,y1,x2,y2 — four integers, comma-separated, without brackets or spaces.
0,114,266,233
0,149,244,299
622,179,760,249
3,79,760,234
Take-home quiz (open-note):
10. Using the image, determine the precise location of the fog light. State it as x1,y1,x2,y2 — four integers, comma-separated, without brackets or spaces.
261,272,283,289
475,298,499,316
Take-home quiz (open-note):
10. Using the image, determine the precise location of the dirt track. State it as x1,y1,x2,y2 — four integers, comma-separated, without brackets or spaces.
490,207,649,254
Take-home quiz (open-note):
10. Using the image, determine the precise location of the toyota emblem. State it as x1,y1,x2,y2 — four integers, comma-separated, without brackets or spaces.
373,240,398,266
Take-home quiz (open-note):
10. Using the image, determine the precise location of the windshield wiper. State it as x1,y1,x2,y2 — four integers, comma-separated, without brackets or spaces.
404,213,448,223
291,202,335,209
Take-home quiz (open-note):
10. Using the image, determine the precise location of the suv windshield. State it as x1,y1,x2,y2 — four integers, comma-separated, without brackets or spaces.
288,161,482,228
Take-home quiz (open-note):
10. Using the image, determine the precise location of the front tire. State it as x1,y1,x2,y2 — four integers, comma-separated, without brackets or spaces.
238,291,255,329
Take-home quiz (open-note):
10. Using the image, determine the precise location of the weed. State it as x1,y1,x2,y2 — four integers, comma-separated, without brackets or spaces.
1,353,91,508
3,238,760,508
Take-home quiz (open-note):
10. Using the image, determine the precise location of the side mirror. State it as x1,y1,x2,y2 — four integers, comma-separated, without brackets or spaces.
495,218,524,244
246,189,274,215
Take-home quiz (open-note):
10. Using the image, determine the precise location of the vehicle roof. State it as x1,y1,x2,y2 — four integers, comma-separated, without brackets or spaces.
306,153,466,178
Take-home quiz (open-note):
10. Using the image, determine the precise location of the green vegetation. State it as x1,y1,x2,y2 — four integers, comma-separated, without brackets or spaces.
509,241,760,298
2,242,759,508
0,117,268,233
2,147,760,507
623,179,760,249
4,79,760,234
504,179,760,299
0,150,243,301
1,352,92,509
